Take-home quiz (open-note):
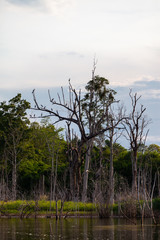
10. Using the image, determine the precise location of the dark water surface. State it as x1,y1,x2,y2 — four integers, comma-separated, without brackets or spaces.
0,218,160,240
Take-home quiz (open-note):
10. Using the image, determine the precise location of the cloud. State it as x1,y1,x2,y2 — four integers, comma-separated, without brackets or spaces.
133,78,160,89
135,89,160,100
147,136,160,144
112,76,160,100
131,78,160,100
5,0,76,15
38,51,85,59
7,0,35,4
6,0,40,7
63,51,85,58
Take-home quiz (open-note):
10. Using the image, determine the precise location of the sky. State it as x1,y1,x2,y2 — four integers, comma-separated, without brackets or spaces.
0,0,160,147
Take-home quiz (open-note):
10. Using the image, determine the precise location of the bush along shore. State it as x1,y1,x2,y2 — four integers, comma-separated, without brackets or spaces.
1,198,160,223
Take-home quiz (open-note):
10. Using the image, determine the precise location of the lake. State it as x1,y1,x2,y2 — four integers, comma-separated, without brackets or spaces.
0,217,160,240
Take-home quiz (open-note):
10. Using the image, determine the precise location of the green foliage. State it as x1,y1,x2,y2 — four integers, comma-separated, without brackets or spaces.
17,120,66,192
0,93,30,154
0,93,30,135
148,144,160,153
84,75,116,103
1,200,25,210
153,198,160,210
82,75,117,133
63,201,96,212
114,150,132,185
0,200,96,213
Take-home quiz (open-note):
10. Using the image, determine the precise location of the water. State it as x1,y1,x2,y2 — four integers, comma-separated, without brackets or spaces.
0,218,160,240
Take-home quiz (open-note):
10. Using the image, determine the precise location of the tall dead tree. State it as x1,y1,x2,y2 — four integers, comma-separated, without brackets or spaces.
32,70,124,202
123,90,150,198
81,64,119,202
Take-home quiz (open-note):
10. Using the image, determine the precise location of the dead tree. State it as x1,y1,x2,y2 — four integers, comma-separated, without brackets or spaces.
32,73,124,202
80,63,121,202
123,90,150,198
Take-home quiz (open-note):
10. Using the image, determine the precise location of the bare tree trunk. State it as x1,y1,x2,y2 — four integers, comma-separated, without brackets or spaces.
82,141,92,202
69,155,74,198
50,155,54,210
0,169,6,200
109,133,114,205
98,141,103,194
55,197,58,221
4,151,9,200
66,123,80,200
69,149,78,200
12,159,17,200
42,175,45,196
53,150,59,200
158,171,160,197
137,168,146,226
132,150,138,198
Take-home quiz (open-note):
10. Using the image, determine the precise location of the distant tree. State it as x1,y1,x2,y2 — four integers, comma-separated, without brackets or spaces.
148,144,160,153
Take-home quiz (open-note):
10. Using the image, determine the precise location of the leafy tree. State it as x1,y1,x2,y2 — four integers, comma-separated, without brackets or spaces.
18,119,66,199
18,142,49,195
114,150,132,187
148,144,160,153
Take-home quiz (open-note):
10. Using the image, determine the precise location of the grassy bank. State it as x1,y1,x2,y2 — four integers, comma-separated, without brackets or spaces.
1,198,160,218
0,200,97,217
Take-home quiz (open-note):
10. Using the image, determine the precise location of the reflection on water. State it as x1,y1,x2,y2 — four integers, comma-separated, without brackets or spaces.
0,217,160,240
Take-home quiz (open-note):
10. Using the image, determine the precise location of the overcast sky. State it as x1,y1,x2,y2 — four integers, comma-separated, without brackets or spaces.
0,0,160,147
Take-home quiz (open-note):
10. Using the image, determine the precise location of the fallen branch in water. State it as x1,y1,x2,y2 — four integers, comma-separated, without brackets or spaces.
120,208,137,225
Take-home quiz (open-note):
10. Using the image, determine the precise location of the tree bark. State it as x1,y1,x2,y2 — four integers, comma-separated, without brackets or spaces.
109,133,114,205
82,140,92,202
132,150,138,198
12,160,17,200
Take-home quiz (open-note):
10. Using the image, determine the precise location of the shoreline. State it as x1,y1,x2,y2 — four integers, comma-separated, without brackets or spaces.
0,211,99,219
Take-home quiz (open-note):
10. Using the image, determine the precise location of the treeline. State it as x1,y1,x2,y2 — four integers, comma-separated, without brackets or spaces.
0,72,160,205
